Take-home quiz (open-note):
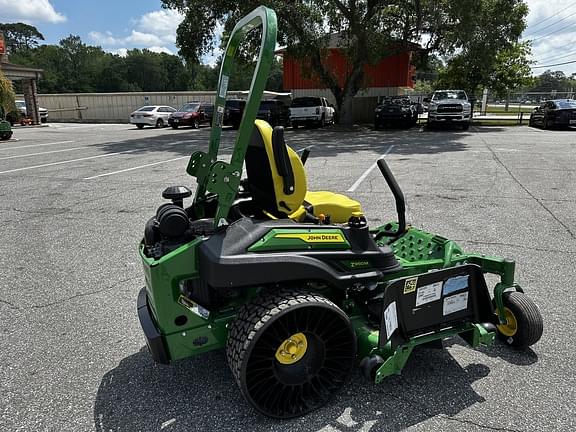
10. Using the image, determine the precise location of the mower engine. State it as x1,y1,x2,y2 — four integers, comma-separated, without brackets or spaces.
143,185,214,259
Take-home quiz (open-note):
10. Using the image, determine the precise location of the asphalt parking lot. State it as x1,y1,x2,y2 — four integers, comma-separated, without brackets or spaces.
1,122,575,432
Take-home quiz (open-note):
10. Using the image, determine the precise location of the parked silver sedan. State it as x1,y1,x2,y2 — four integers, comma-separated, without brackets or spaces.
130,105,176,129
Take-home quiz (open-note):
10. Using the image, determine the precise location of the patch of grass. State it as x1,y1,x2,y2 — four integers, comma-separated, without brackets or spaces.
479,105,535,114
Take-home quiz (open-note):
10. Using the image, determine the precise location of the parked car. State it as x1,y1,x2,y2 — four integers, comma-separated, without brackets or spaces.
129,105,176,129
257,99,290,127
224,99,246,129
10,100,48,124
169,102,213,129
425,90,472,130
374,96,419,129
290,96,335,128
529,99,576,129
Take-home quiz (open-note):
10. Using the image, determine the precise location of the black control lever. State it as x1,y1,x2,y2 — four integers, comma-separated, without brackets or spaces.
300,148,311,165
376,159,406,238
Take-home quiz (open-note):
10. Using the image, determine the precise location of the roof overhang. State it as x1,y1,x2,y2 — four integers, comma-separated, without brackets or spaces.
0,62,43,81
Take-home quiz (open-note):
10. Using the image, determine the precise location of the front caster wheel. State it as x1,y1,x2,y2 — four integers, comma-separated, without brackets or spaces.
226,290,356,418
496,291,543,349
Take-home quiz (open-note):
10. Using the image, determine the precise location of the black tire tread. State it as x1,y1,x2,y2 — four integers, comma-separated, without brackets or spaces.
226,289,344,387
499,291,543,348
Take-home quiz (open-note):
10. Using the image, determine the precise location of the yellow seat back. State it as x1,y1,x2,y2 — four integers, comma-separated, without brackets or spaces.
245,120,362,223
245,120,307,217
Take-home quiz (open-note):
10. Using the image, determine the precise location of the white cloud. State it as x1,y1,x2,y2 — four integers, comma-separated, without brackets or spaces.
125,31,164,46
135,9,183,44
89,30,163,47
523,0,576,75
88,8,183,54
88,31,118,46
109,48,128,57
147,46,173,55
0,0,66,23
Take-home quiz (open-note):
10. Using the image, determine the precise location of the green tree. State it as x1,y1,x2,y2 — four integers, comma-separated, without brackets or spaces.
188,63,219,90
489,42,534,98
93,53,130,92
159,52,191,90
161,0,528,126
11,40,195,93
124,49,167,92
413,80,434,95
0,22,44,53
58,35,107,92
0,69,16,115
529,70,573,93
435,0,528,98
11,44,67,92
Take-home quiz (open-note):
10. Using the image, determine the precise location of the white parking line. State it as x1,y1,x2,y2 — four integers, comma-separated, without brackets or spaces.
0,140,75,151
296,145,315,153
80,143,243,180
0,146,88,161
347,145,394,192
84,156,189,180
0,149,138,175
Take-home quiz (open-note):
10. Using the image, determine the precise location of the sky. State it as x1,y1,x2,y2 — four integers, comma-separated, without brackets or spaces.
0,0,222,65
1,0,576,76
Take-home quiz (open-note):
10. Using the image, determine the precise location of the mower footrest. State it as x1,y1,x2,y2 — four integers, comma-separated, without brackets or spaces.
373,323,495,383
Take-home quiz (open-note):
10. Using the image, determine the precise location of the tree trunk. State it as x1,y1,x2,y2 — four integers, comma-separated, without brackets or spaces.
296,25,367,128
338,64,365,128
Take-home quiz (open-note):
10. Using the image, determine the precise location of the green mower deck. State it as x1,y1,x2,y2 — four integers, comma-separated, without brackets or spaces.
136,6,543,419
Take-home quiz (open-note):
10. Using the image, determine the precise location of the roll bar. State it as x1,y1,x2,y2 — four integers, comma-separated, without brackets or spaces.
187,6,278,227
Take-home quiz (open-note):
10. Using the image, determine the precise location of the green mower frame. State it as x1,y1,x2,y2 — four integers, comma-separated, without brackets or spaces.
137,6,543,418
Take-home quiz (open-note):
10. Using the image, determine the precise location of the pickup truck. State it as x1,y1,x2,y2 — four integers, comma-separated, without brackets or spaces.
426,90,472,130
15,100,49,123
290,96,335,128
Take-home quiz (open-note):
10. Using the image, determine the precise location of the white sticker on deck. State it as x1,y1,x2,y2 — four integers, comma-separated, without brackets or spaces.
415,281,443,306
443,292,469,315
219,75,229,98
384,301,398,339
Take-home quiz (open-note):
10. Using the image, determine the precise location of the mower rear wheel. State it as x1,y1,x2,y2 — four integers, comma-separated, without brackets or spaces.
226,289,356,418
496,291,543,348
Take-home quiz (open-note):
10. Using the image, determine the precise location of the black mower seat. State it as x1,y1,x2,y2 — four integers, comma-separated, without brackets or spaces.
245,120,362,223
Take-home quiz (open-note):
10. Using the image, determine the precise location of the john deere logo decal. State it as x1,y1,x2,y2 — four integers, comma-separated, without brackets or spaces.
275,232,346,243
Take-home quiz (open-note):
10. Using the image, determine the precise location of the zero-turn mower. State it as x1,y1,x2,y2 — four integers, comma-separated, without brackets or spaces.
137,6,543,418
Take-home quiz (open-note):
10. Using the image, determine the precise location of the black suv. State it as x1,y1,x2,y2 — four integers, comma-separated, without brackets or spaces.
374,96,419,129
257,100,290,127
224,99,246,129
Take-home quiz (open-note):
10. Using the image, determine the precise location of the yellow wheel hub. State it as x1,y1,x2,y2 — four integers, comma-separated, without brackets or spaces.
275,332,308,365
497,307,518,337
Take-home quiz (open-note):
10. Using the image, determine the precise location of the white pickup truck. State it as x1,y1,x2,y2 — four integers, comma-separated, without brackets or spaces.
290,96,335,128
426,90,472,130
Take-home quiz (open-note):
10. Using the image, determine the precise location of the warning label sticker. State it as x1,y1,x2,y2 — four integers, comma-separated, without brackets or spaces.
443,292,469,316
218,75,229,98
403,277,418,294
415,281,443,306
384,301,398,339
443,275,469,295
